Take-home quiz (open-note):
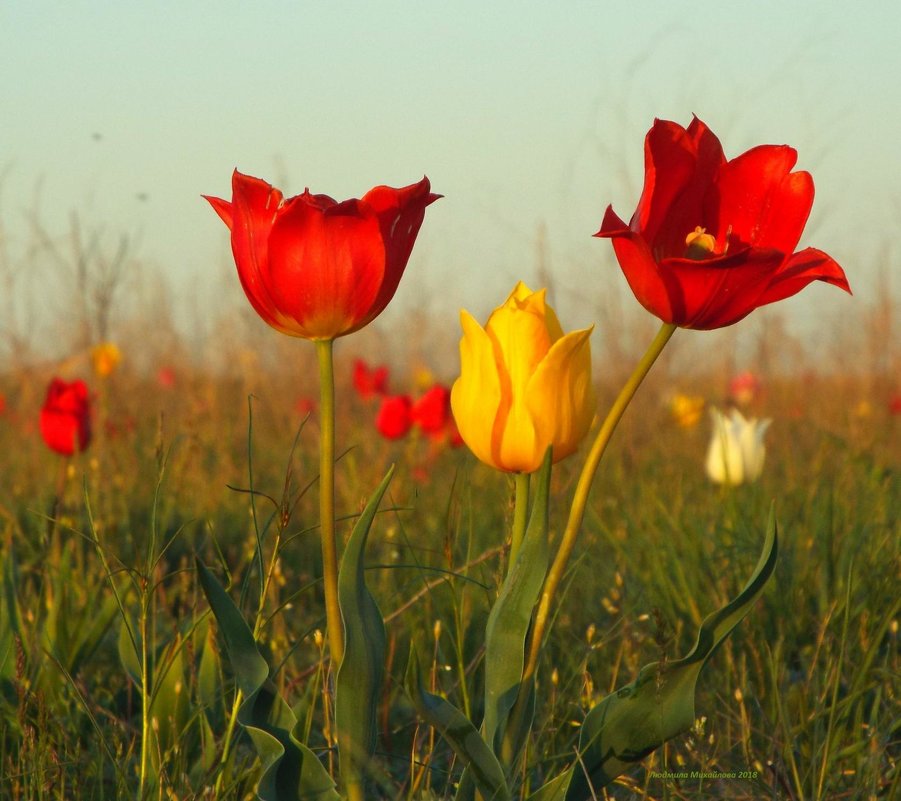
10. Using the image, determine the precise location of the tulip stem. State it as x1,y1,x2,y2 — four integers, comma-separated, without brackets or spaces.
508,472,530,573
316,339,344,669
521,322,677,687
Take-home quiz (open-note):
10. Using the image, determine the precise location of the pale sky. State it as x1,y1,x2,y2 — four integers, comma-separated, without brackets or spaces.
2,0,899,363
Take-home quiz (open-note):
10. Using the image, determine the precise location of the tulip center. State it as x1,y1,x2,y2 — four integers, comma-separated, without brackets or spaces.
684,226,717,260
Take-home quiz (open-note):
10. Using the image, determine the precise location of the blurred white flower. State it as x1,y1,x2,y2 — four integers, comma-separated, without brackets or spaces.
705,407,771,485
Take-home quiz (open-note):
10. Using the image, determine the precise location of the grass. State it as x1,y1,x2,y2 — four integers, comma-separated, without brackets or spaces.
0,343,898,800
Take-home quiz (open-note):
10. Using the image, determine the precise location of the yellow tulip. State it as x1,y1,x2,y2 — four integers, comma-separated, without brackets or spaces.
450,281,594,473
91,342,122,378
669,393,705,429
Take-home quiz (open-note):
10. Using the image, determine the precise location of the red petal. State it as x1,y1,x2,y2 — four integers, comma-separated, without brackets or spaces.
657,249,787,329
267,196,385,338
712,145,811,251
357,177,438,331
633,120,698,243
203,195,233,229
229,171,295,333
758,247,851,306
596,207,681,324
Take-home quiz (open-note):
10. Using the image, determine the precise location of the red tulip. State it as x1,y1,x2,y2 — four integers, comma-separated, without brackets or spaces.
375,395,412,440
295,397,317,417
40,378,91,456
595,117,850,329
353,359,389,400
729,371,761,406
157,367,176,389
411,385,451,437
205,171,440,340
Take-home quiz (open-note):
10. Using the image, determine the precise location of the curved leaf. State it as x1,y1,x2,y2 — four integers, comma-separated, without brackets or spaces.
335,466,393,785
526,771,572,801
407,649,510,801
565,509,778,799
197,559,339,801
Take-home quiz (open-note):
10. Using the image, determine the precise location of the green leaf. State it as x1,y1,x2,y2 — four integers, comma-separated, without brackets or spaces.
407,648,510,801
564,508,778,799
196,559,340,801
483,449,552,759
149,635,190,760
197,619,224,726
335,466,393,783
117,615,142,688
525,771,573,801
1,544,24,680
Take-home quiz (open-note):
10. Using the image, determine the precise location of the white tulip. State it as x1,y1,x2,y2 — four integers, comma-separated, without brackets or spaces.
705,407,771,485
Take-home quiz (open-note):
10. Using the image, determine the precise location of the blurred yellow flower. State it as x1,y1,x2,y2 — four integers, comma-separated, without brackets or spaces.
450,281,594,473
91,342,122,378
412,364,435,392
670,393,705,428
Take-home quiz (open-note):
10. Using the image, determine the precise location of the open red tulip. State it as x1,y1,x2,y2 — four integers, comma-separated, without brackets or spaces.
595,117,850,329
205,171,440,340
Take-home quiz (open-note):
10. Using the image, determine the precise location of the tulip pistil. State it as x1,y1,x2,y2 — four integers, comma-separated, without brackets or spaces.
684,226,718,259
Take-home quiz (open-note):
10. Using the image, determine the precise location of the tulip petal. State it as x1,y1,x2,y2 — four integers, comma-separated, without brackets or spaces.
267,198,385,338
597,206,685,324
486,288,558,407
204,195,233,229
525,326,595,464
359,178,438,331
705,408,743,485
634,120,699,245
656,248,786,329
228,171,300,336
450,311,504,470
712,144,806,250
758,247,852,306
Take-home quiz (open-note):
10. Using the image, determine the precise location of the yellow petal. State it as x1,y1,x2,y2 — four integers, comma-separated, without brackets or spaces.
496,385,542,473
486,291,554,408
501,282,564,341
526,326,595,463
450,309,504,469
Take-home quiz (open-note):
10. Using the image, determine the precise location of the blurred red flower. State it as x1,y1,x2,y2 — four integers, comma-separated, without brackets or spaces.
205,171,440,340
889,394,901,416
411,385,451,437
295,396,317,417
353,359,389,400
40,378,92,456
446,417,464,448
595,117,850,329
157,367,176,389
0,393,6,416
376,395,412,440
729,371,761,406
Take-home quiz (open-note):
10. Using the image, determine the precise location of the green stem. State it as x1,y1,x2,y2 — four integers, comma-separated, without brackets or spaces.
521,322,676,686
508,472,531,573
139,585,150,799
316,338,344,668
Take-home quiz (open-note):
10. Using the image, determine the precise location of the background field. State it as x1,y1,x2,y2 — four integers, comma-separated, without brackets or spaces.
0,212,898,800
